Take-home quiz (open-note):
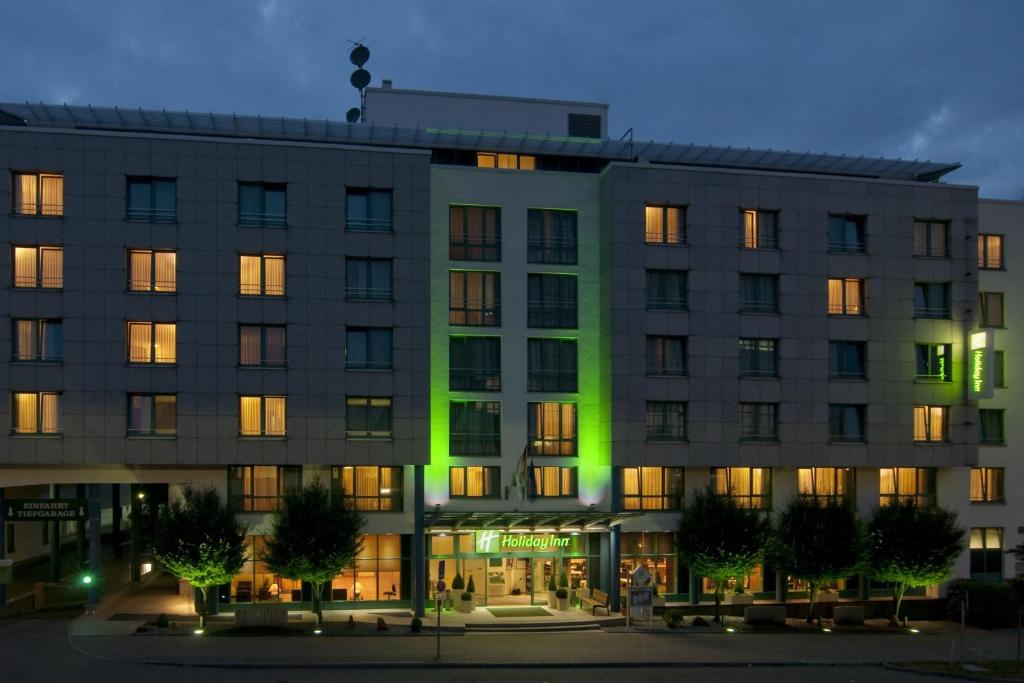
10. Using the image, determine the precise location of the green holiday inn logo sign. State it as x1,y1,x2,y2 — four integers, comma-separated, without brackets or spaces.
475,530,572,554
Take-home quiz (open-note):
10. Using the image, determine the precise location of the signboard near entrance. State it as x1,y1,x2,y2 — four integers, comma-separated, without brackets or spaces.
474,531,572,554
968,329,995,400
3,499,87,522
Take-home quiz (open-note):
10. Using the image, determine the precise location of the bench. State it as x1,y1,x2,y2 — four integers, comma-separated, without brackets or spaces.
580,588,610,615
743,605,786,625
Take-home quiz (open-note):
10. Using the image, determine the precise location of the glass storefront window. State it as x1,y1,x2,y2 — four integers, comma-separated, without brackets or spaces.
329,533,403,602
619,532,676,596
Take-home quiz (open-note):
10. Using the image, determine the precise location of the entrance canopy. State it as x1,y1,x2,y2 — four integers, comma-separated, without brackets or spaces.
423,509,644,533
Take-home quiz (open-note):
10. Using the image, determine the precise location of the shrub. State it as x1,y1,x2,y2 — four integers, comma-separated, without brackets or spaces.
556,587,568,599
664,609,684,629
466,575,476,593
452,573,465,591
558,572,569,588
155,613,170,628
460,591,473,601
548,575,557,591
947,580,1018,629
411,616,423,633
691,615,710,627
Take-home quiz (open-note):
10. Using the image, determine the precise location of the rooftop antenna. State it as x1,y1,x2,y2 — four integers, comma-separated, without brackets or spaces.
347,41,371,123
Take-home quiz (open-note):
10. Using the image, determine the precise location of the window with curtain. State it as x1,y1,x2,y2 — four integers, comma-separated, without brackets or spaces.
646,401,686,441
449,466,501,498
13,172,63,216
828,215,866,253
449,401,501,456
476,152,535,170
12,319,62,361
239,255,285,296
238,182,286,227
127,394,176,435
527,402,577,456
620,467,684,510
345,258,392,300
331,466,403,511
710,467,771,509
345,397,393,439
979,409,1004,445
797,468,854,503
742,210,778,249
646,270,687,310
127,177,176,222
978,234,1003,270
527,338,577,392
913,405,947,442
913,282,950,319
239,325,286,366
128,322,176,364
829,341,866,379
970,468,1004,504
739,274,778,313
128,250,176,292
239,396,286,436
345,188,392,232
531,466,577,497
915,343,952,382
979,292,1004,327
228,466,300,512
449,205,501,261
449,271,500,326
913,220,948,257
345,327,392,370
829,404,866,442
739,403,777,441
644,205,685,245
12,392,61,434
449,336,501,391
880,467,936,506
970,528,1003,579
646,336,687,375
827,278,864,315
995,350,1005,387
13,246,62,288
527,209,577,264
527,273,577,328
739,338,777,377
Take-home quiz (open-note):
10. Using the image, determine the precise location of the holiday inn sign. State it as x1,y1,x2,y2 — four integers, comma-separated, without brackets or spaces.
475,530,573,553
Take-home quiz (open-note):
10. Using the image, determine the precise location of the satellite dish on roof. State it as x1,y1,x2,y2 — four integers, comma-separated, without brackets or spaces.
350,44,370,67
350,68,371,90
346,108,361,123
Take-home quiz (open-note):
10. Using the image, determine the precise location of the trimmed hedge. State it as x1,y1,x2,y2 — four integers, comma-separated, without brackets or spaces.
947,580,1018,629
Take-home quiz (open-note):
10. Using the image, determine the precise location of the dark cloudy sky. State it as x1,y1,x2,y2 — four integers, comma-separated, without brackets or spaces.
1,0,1020,197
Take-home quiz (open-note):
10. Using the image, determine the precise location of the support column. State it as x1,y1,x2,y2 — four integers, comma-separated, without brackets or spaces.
608,525,621,613
87,484,101,606
111,484,122,559
75,484,87,565
130,484,142,582
0,487,6,607
412,465,425,618
689,569,699,605
49,484,61,582
775,570,786,602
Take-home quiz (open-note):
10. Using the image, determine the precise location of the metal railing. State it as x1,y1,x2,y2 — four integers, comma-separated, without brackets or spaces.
238,211,286,227
127,207,176,222
527,371,578,393
449,307,501,326
914,306,950,319
345,286,392,301
449,433,501,456
739,299,777,314
527,237,578,265
646,296,687,310
346,216,392,232
14,202,64,217
449,368,502,391
449,238,501,261
828,241,865,254
345,359,392,370
527,302,577,329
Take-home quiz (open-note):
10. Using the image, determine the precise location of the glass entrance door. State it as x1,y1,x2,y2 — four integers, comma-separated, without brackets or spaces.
532,557,556,605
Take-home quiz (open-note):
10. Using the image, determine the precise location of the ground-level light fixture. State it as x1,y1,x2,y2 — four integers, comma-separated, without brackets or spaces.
313,628,323,635
725,627,736,633
193,629,204,636
80,574,94,585
822,628,832,633
909,628,920,634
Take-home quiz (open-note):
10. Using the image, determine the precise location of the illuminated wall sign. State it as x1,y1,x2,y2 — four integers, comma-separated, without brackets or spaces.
474,530,572,553
968,329,995,400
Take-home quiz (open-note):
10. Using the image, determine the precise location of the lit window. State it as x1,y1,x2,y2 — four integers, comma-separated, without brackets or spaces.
476,152,535,170
527,402,576,456
978,234,1003,269
332,466,403,511
970,468,1004,504
711,467,771,509
829,341,865,379
646,401,686,441
913,220,948,257
345,327,392,370
12,319,62,362
742,210,778,249
979,292,1004,327
739,403,777,442
345,397,392,439
449,206,501,261
449,401,501,456
13,172,63,216
527,209,577,265
827,278,864,315
12,392,61,434
128,250,176,292
829,405,866,442
645,205,685,245
345,258,392,300
531,466,577,498
913,406,947,442
128,322,176,364
13,246,63,288
915,344,952,382
228,465,300,512
346,188,392,232
880,467,935,507
239,396,286,436
238,182,286,227
979,409,1004,445
239,255,285,296
449,271,501,326
127,394,176,436
239,325,286,367
739,274,778,313
449,466,501,498
797,468,854,503
620,467,684,510
969,528,1003,579
127,177,176,222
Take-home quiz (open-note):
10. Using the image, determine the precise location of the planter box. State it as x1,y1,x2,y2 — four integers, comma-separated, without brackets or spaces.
454,597,474,613
728,594,754,605
557,597,570,610
235,604,289,628
744,605,786,625
547,591,558,608
816,592,839,603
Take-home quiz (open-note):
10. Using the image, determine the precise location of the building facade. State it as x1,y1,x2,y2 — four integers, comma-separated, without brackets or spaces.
0,90,1005,615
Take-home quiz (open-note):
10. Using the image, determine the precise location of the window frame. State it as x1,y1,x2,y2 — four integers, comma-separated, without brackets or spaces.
827,277,865,316
913,282,951,319
331,465,404,511
913,405,948,443
979,409,1005,446
619,466,684,511
646,335,688,376
796,467,855,504
449,270,501,326
345,396,393,439
710,467,772,510
828,214,866,254
227,465,300,512
12,318,62,362
829,404,866,443
344,327,392,371
739,273,779,314
127,321,177,365
345,257,393,301
829,340,866,380
345,187,393,232
645,401,687,442
970,467,1005,504
527,273,577,329
644,205,686,245
449,205,501,261
449,336,502,391
126,176,177,223
449,401,501,456
12,171,64,217
449,466,502,498
914,343,953,383
239,324,287,368
238,395,287,437
979,291,1005,328
880,467,936,507
913,219,949,258
738,402,778,442
239,254,286,297
237,182,286,227
646,269,688,310
11,391,61,435
126,393,177,437
527,208,578,265
738,338,778,378
527,338,578,393
978,234,1004,270
530,465,578,498
12,245,63,289
741,209,779,250
127,249,177,292
527,401,577,456
969,527,1004,579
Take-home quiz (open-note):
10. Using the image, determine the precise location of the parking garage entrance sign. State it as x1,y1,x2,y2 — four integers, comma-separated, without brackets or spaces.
3,499,87,522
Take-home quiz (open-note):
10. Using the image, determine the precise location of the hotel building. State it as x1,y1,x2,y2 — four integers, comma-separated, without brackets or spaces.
0,88,1009,616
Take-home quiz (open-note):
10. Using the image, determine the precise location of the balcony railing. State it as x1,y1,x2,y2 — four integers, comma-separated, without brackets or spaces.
449,432,501,456
739,299,777,314
646,296,687,310
828,240,865,254
528,436,577,456
345,286,392,301
449,238,501,261
620,494,684,511
239,211,286,228
527,237,577,265
449,368,502,391
527,301,577,329
346,216,392,232
914,306,950,319
127,207,176,222
345,359,392,371
449,307,501,327
527,371,578,393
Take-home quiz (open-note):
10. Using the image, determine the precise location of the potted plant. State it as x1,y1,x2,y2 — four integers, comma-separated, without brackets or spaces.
466,575,477,608
729,581,754,605
556,587,569,610
651,571,666,608
558,572,570,608
457,591,474,613
547,574,558,608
